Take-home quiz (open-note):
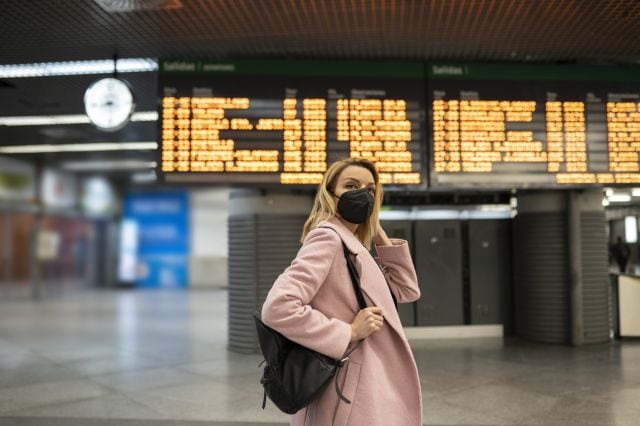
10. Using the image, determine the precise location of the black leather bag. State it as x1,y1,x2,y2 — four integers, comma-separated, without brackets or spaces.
254,229,366,415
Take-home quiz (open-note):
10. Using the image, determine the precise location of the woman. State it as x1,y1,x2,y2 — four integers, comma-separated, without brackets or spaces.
261,158,422,426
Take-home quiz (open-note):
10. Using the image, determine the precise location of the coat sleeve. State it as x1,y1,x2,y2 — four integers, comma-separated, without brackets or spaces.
375,239,421,303
261,227,352,361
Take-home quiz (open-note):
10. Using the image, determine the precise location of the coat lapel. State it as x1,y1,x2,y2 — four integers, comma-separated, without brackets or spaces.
319,218,404,336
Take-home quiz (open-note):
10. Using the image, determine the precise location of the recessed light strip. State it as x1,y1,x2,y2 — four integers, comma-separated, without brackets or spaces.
0,142,158,154
61,160,157,172
129,111,158,122
0,111,158,126
608,194,632,203
0,58,157,78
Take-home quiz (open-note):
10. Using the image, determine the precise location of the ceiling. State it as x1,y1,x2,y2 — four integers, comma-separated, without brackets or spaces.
3,0,640,64
1,0,640,180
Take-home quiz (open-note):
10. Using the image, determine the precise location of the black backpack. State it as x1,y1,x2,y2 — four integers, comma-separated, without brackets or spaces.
254,229,366,414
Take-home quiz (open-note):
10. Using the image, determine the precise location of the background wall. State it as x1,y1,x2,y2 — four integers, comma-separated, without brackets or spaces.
190,188,230,288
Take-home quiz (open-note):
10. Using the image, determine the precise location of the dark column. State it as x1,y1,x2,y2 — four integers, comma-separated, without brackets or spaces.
515,190,609,345
227,190,312,354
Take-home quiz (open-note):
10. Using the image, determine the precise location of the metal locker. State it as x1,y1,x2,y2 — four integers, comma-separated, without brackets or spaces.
414,220,464,325
468,219,513,329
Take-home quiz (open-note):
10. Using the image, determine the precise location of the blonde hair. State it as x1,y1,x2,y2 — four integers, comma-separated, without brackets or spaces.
301,158,383,249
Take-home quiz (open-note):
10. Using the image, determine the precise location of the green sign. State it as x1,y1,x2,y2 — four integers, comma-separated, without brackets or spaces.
428,63,640,81
160,59,425,78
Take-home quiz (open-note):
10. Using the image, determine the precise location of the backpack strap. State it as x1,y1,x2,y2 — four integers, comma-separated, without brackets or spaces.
320,226,398,310
319,226,366,310
376,261,399,309
318,226,367,402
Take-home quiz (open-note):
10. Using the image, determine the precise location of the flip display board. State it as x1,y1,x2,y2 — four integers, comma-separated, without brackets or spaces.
429,63,640,188
159,60,640,189
158,60,427,189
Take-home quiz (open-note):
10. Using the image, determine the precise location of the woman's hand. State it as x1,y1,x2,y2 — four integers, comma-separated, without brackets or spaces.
350,307,384,342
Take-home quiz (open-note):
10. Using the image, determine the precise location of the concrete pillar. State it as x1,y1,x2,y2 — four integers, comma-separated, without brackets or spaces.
514,190,609,345
567,191,584,346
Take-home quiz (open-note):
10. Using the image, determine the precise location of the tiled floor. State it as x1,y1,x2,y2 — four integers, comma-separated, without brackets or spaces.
1,289,640,425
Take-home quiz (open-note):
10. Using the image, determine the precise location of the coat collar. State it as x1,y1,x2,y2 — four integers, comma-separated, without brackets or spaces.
319,216,367,255
319,217,404,336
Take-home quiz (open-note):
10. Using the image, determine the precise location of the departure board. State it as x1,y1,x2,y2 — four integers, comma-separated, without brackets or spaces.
159,60,426,189
429,63,640,188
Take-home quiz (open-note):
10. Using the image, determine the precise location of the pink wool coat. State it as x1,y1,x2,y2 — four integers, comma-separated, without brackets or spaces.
261,217,422,426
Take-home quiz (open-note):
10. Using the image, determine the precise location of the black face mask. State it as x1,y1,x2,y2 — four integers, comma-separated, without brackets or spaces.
335,188,374,224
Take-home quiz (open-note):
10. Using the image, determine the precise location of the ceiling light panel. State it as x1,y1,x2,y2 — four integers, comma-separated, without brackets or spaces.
0,111,158,126
0,142,157,154
608,194,632,203
61,160,157,171
0,58,157,78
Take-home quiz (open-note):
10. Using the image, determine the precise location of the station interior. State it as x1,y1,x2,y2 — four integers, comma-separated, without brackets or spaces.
2,1,640,425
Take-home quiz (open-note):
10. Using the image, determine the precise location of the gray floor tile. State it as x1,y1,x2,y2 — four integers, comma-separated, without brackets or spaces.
504,367,627,398
37,346,126,364
522,411,640,426
420,369,495,399
3,289,640,425
0,340,31,359
90,367,209,393
60,354,165,377
0,419,288,426
434,383,560,422
0,359,83,390
124,380,288,422
180,354,263,377
0,379,111,413
5,394,165,419
422,397,513,425
582,384,640,412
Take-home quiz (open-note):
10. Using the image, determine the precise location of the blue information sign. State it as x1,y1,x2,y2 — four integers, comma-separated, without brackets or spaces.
122,191,190,288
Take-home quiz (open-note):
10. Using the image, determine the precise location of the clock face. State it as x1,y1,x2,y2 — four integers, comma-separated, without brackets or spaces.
84,78,135,131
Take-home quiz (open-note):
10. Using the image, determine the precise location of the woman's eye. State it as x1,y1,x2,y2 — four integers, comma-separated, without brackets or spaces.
346,184,357,189
368,188,375,195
